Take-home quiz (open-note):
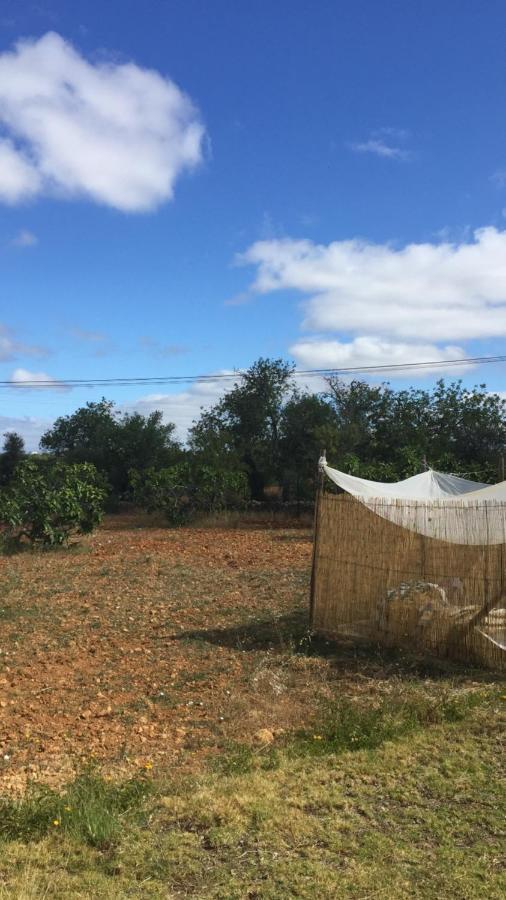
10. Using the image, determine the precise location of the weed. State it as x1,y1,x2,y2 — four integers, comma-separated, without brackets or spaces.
291,687,489,756
0,771,152,850
210,742,281,776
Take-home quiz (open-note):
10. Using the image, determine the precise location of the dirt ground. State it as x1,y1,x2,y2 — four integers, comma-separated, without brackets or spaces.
0,514,315,794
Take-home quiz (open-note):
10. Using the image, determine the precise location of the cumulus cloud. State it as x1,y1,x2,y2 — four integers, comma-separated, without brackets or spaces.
128,374,233,441
0,32,205,211
9,368,67,389
240,227,506,342
0,139,41,202
290,336,467,375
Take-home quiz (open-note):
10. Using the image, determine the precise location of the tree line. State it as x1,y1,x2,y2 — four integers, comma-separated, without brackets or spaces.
1,357,505,542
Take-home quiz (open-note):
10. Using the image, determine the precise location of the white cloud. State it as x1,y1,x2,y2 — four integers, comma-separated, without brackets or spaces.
349,138,409,160
491,170,506,189
0,415,51,452
128,374,233,441
0,32,205,211
240,227,506,342
9,368,66,390
348,128,411,161
138,336,189,357
0,138,41,202
0,324,47,360
10,228,38,247
290,336,467,376
70,327,107,343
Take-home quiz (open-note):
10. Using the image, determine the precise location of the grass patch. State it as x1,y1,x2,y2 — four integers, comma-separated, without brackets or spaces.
0,771,151,850
0,695,504,898
292,685,489,756
210,742,281,776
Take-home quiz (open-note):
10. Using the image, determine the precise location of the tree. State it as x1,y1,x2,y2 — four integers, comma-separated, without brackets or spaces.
0,432,25,485
130,463,248,525
190,358,295,499
423,381,506,480
0,460,106,547
40,400,181,496
280,393,338,501
117,411,180,478
325,378,506,482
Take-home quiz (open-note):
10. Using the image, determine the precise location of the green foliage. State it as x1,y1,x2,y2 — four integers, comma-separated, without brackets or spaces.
130,462,249,524
40,399,181,496
280,392,337,501
190,362,506,503
0,431,25,486
190,358,295,500
0,771,151,849
325,377,506,482
210,742,281,776
0,460,107,547
31,363,506,513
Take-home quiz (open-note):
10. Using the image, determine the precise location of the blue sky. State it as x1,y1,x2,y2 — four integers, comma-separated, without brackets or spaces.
1,0,506,447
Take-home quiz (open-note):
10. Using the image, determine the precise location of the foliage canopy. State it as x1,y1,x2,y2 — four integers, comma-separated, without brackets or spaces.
40,400,181,496
0,460,107,547
30,360,506,510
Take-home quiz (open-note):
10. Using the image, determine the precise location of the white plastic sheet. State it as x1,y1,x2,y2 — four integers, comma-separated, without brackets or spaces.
321,461,506,545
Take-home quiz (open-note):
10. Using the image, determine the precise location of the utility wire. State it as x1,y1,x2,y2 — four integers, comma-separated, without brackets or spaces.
1,353,506,389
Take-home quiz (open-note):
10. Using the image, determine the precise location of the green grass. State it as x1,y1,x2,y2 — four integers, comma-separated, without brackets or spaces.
0,688,504,898
0,771,152,850
292,684,489,756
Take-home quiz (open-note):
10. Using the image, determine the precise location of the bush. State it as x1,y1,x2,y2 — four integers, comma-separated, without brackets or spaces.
130,463,249,525
0,460,107,548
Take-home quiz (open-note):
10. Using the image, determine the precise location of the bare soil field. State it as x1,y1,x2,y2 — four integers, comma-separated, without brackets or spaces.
0,513,314,794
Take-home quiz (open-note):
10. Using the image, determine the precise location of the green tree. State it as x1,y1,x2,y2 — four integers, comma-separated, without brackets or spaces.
280,393,338,501
0,432,25,485
130,463,248,525
190,358,295,499
0,460,106,547
423,381,506,480
325,378,506,482
40,400,180,496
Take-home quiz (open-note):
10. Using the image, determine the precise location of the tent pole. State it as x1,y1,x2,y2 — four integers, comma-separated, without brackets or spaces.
309,450,325,630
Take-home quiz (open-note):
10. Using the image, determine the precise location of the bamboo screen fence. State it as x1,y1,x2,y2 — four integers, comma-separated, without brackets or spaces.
310,491,506,670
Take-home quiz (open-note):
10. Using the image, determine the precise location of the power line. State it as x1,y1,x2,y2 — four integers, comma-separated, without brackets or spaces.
1,353,506,389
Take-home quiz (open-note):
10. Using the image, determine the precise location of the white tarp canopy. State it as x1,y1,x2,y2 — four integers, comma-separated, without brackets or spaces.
321,459,506,545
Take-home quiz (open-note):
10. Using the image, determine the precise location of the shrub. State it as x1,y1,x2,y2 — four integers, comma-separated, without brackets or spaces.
0,460,107,547
130,463,249,525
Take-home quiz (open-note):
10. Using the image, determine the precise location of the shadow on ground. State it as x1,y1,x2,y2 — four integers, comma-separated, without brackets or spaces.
171,611,500,682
